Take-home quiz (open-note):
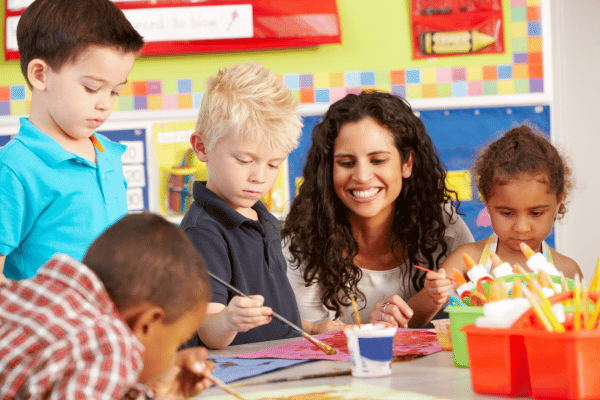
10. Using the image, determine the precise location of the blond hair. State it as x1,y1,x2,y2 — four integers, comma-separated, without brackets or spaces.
195,61,302,152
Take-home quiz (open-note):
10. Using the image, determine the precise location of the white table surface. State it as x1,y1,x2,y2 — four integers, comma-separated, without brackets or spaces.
197,336,535,399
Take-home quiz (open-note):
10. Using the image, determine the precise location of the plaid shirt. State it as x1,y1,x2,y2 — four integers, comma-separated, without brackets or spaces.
0,254,155,400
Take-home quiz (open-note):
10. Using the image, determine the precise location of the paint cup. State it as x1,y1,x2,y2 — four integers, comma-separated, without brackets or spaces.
431,318,452,350
343,323,397,377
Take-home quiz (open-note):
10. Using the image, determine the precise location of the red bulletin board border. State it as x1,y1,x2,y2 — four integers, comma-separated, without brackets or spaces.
4,0,341,60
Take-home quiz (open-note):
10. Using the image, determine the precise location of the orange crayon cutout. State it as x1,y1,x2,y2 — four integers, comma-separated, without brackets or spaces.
519,242,536,259
453,269,467,286
462,252,478,270
90,135,105,153
490,252,504,268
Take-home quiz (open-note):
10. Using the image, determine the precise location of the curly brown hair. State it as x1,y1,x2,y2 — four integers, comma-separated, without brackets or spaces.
475,125,572,218
282,91,458,318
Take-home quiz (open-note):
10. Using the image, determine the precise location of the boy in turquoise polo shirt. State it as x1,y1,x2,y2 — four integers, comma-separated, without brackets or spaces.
0,0,145,280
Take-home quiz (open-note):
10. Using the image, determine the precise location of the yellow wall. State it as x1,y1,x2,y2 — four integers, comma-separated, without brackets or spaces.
1,0,512,88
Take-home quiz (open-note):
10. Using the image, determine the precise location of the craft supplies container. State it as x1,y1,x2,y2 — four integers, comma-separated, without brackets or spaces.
431,318,452,350
464,291,600,400
343,324,397,378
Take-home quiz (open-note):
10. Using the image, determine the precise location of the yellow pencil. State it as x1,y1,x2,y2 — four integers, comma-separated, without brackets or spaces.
531,280,564,333
583,278,589,330
586,294,600,331
574,274,581,332
521,283,553,332
350,295,361,327
589,256,600,292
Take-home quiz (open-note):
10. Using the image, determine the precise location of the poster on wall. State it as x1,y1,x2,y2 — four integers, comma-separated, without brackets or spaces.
410,0,505,59
99,128,150,213
288,105,552,245
4,0,341,59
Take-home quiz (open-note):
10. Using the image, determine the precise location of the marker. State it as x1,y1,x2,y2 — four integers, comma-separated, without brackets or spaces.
462,253,490,283
420,29,496,55
490,252,513,278
574,274,582,332
452,268,467,286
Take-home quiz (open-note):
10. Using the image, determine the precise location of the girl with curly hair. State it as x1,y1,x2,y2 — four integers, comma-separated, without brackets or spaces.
282,91,473,328
440,125,581,280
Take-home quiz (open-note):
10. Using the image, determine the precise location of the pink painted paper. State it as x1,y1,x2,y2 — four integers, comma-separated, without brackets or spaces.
234,328,442,361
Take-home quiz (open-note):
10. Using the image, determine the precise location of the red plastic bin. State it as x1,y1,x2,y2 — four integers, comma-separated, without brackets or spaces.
462,324,531,397
464,291,600,400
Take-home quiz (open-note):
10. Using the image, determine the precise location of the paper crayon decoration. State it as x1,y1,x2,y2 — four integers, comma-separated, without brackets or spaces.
420,29,496,55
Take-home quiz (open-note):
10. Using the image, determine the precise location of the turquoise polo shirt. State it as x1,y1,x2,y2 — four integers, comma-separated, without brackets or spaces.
0,118,128,280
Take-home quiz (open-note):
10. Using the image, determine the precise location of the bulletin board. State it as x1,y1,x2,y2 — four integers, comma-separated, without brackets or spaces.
98,128,150,212
288,105,553,245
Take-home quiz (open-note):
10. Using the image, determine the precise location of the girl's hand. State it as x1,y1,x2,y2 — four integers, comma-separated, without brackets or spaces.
424,269,453,305
311,320,346,334
149,347,215,400
224,295,272,332
370,295,413,328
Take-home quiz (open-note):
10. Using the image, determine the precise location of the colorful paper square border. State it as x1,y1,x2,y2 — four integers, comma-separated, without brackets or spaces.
1,3,544,116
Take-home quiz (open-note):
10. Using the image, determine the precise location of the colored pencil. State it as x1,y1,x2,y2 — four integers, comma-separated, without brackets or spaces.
204,372,247,400
414,265,457,282
208,272,337,355
229,369,352,387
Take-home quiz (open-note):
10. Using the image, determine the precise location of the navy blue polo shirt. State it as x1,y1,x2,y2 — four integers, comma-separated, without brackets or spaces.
180,182,301,346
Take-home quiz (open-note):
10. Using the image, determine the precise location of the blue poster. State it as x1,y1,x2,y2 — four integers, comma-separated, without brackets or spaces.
288,105,552,245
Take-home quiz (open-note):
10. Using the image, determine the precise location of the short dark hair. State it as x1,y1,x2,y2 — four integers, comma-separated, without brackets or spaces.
17,0,145,85
475,125,572,218
83,213,210,323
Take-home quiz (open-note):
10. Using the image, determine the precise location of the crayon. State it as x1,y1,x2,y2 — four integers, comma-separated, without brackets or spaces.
420,29,496,55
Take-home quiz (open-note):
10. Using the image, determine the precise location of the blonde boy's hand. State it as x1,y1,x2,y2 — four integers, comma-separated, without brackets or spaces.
224,295,272,332
424,269,452,305
149,347,215,400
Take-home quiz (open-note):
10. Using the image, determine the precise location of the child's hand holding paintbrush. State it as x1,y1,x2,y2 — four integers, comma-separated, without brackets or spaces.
416,265,456,305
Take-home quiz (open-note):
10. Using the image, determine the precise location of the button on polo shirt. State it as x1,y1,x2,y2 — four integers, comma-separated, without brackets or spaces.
0,118,127,280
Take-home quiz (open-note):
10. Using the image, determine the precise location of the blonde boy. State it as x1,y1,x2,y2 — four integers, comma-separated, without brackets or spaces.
0,0,144,281
181,61,343,349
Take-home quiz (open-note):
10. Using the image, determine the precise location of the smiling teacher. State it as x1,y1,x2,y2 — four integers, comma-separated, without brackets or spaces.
283,91,474,329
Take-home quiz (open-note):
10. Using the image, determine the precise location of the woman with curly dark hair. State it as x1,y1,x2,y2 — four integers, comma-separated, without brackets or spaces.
282,91,473,328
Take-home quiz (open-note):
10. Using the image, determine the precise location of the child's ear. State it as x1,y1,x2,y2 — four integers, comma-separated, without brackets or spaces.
190,132,208,162
27,58,50,91
123,304,166,341
401,150,414,179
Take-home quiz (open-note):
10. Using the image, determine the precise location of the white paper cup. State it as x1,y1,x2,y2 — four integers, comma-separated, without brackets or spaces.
343,323,397,377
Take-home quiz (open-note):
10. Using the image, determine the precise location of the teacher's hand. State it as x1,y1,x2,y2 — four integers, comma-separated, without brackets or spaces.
369,295,413,328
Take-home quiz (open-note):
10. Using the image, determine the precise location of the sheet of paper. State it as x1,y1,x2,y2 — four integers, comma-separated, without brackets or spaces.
210,357,309,384
234,328,442,361
192,381,448,399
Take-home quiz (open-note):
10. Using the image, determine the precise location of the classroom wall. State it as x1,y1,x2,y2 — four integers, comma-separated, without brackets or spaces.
5,1,595,276
550,1,600,280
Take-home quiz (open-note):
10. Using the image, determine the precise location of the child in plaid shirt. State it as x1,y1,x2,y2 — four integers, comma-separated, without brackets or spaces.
0,213,214,399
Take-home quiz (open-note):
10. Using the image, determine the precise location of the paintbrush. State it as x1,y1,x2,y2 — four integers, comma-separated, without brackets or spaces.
208,272,337,355
204,372,247,400
414,265,457,282
229,369,352,387
350,295,361,327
